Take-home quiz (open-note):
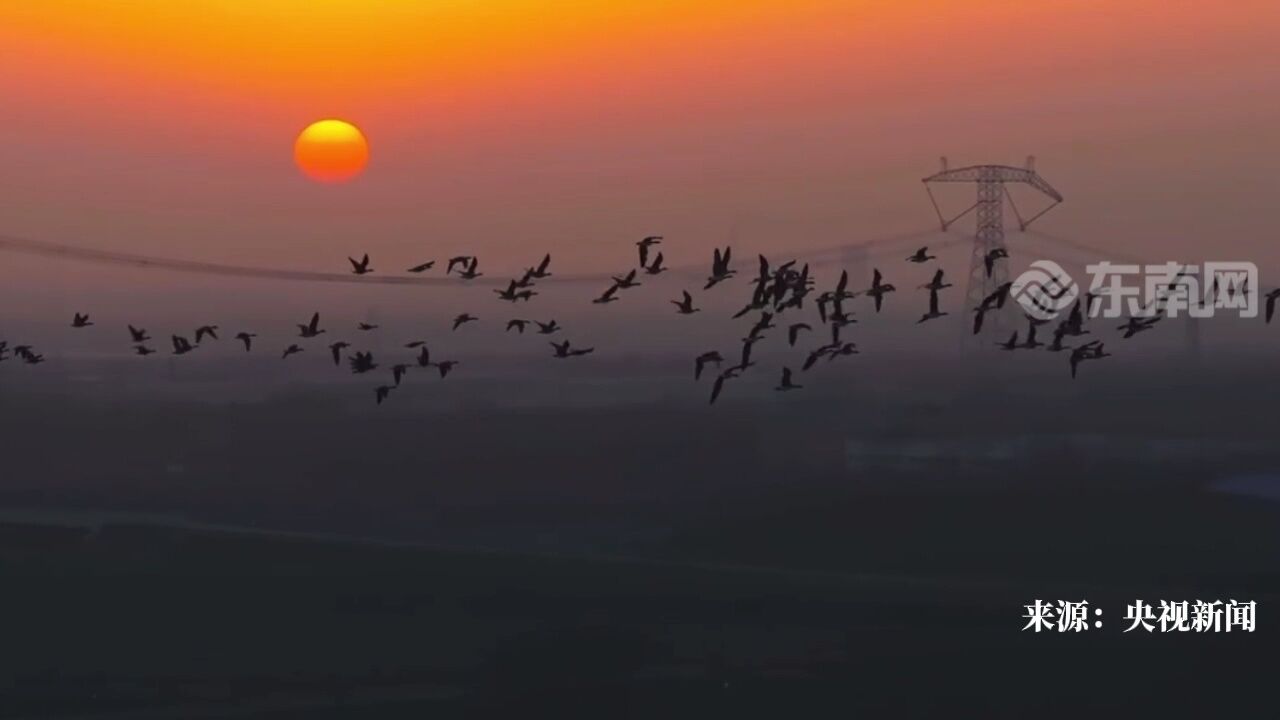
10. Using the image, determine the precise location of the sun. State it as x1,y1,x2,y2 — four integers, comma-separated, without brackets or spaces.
294,119,369,183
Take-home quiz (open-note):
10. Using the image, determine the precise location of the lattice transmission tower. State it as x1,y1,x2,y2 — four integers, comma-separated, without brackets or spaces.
922,157,1063,336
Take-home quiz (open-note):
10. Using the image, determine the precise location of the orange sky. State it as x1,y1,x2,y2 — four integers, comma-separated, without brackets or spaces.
1,0,1278,318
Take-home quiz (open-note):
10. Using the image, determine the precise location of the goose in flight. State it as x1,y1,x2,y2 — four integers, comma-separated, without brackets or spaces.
551,340,594,358
1068,341,1110,379
644,252,667,275
920,268,952,292
527,253,553,280
446,256,473,275
375,385,393,405
133,345,156,356
171,335,195,355
997,332,1019,351
349,254,373,275
984,247,1009,278
709,367,742,405
788,323,812,347
281,344,304,359
234,332,256,352
775,367,803,392
357,322,379,331
297,312,325,339
71,313,93,328
907,246,935,264
748,312,775,340
1021,322,1044,350
453,313,478,330
1046,325,1071,352
22,351,45,365
592,283,621,305
917,288,948,323
507,319,531,334
612,268,641,290
672,291,699,315
391,363,410,386
416,346,432,368
1264,288,1280,323
128,325,151,343
404,340,427,349
704,246,736,289
694,351,724,380
434,360,459,378
865,269,896,313
1118,315,1161,339
535,320,561,335
349,351,378,374
329,341,350,366
407,261,435,273
495,280,524,302
637,236,662,267
195,325,219,343
456,257,483,280
733,336,760,372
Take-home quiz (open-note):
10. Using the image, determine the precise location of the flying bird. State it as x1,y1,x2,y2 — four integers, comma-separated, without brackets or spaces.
507,319,531,334
297,312,325,339
644,252,667,275
907,247,936,264
456,257,483,280
133,345,156,356
637,236,662,267
171,335,195,355
672,291,699,315
535,320,561,335
357,322,379,331
349,351,378,374
234,332,256,352
984,247,1009,278
918,288,947,323
694,351,724,380
282,344,304,359
527,254,553,279
920,269,952,292
71,313,93,328
349,254,373,275
551,340,594,358
1264,288,1280,323
391,363,410,386
788,323,812,347
195,325,219,343
452,313,478,330
612,269,641,290
407,261,435,273
375,385,393,405
866,269,896,312
704,246,736,289
128,325,150,343
446,256,473,275
775,367,803,392
593,284,621,305
329,341,350,366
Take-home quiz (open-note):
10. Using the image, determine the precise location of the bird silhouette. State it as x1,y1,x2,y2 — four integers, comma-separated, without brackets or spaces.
133,345,156,356
998,331,1019,351
456,257,483,280
865,269,896,312
71,313,93,328
694,351,724,380
171,335,195,355
495,280,524,302
775,366,803,392
1264,289,1280,323
528,253,553,279
357,322,379,331
984,247,1009,277
551,340,594,358
298,312,325,339
281,344,303,359
234,332,256,352
404,340,427,349
917,288,948,323
507,319,530,333
329,341,350,366
593,284,621,305
637,236,662,267
788,323,811,347
453,313,478,330
375,385,393,404
1021,322,1044,349
195,325,219,343
709,367,742,405
128,325,150,343
391,363,410,386
349,254,373,275
416,346,431,368
672,291,699,315
704,246,736,289
907,247,936,263
407,261,435,273
1118,315,1161,339
446,256,473,275
535,320,561,335
920,269,952,292
644,252,667,275
612,269,641,290
349,351,378,374
434,360,459,378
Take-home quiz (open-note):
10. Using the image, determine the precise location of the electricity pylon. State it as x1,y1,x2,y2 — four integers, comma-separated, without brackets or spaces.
922,157,1063,337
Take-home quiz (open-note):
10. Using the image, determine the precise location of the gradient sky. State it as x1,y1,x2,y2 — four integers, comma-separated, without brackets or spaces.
1,0,1278,326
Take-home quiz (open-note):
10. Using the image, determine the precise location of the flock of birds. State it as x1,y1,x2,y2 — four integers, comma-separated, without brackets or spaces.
5,238,1279,404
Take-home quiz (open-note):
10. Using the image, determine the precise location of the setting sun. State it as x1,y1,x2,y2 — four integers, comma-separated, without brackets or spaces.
293,119,368,183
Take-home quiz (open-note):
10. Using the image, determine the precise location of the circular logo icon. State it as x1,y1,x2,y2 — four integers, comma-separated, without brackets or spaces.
1011,260,1078,320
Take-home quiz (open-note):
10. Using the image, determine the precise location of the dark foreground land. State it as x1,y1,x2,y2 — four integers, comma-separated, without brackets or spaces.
1,364,1278,717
